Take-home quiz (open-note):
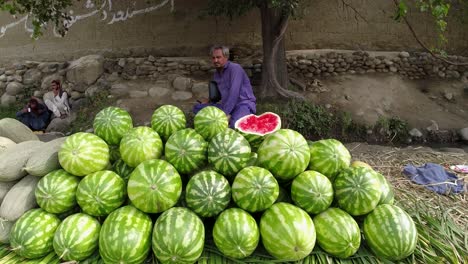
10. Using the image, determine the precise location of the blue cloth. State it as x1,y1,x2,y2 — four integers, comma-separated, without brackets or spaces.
403,163,465,194
213,61,256,116
16,103,50,131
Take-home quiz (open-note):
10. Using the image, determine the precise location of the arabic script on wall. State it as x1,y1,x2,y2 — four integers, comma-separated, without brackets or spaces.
0,0,175,38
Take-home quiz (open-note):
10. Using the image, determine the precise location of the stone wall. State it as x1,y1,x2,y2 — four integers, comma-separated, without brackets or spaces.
1,51,467,108
0,0,467,63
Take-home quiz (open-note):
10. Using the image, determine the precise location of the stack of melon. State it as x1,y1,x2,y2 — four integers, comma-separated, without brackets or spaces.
0,105,418,263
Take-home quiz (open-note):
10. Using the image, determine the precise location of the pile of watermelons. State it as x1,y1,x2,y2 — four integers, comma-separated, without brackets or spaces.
0,105,418,263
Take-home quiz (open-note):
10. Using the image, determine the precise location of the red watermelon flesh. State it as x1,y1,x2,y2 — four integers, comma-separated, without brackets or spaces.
235,112,281,136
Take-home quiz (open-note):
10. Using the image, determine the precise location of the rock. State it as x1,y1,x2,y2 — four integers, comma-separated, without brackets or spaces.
41,74,64,90
426,120,439,132
0,75,6,82
70,98,86,112
148,55,156,62
4,70,15,75
46,114,76,133
172,76,192,91
399,51,410,58
149,87,171,98
37,132,65,142
66,55,105,92
409,128,423,137
444,91,453,101
38,62,59,73
5,82,24,96
85,85,103,97
70,91,84,100
0,82,5,90
171,91,193,101
33,90,44,97
129,90,148,98
23,69,42,85
110,83,130,98
459,127,468,141
118,58,126,68
389,66,398,73
136,65,157,76
13,75,22,82
192,82,208,98
0,93,16,106
107,72,120,82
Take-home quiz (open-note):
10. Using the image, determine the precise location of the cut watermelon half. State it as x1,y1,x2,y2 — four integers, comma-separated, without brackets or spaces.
234,112,281,136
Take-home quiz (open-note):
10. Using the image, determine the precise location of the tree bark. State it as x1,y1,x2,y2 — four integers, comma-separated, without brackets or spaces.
258,2,304,99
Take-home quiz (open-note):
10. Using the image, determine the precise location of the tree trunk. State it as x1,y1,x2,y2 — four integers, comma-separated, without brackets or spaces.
258,3,304,99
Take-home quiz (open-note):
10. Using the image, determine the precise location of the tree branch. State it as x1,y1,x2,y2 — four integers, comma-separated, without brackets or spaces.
340,0,368,23
392,0,468,66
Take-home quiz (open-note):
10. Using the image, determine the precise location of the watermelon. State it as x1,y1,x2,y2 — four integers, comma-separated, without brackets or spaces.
373,170,395,205
363,204,417,261
164,128,208,175
334,166,382,216
235,112,281,150
112,159,134,183
231,166,279,213
256,129,310,181
194,106,228,141
207,128,251,179
53,213,100,261
35,169,80,214
185,170,231,217
127,159,182,213
152,207,205,263
151,105,186,142
108,144,121,163
76,170,126,216
313,208,361,258
291,170,333,214
260,203,316,261
93,106,133,145
9,209,61,259
58,132,110,176
213,208,259,259
308,139,351,181
119,126,163,167
99,205,152,264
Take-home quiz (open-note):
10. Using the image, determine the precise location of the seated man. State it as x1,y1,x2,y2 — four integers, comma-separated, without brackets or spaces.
194,45,256,128
43,80,71,119
16,97,50,131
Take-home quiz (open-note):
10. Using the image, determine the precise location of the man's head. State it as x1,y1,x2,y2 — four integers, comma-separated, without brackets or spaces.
51,80,61,96
28,98,38,110
210,45,229,70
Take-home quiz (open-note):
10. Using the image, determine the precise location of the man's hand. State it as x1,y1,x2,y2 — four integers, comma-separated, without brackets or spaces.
60,114,68,119
197,98,209,104
227,114,231,121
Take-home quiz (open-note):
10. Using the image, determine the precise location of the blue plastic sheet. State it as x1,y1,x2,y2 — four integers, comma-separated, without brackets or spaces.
402,163,465,194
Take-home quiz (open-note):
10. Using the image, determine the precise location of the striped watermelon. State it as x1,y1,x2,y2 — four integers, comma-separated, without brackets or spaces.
99,205,152,264
151,105,186,142
291,170,334,214
231,166,279,213
35,169,80,214
334,166,383,216
112,159,134,183
313,208,361,258
152,207,205,263
213,208,259,259
9,209,61,259
260,203,316,261
93,106,133,145
164,128,208,175
194,106,228,141
119,126,163,167
308,139,351,181
257,129,310,181
374,171,395,205
363,204,417,261
53,213,100,261
127,159,182,213
58,132,110,176
185,170,231,217
76,170,126,216
207,129,251,179
108,144,121,163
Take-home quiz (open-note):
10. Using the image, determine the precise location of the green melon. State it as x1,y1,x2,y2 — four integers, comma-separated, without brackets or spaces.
257,129,310,181
93,106,133,145
373,170,395,205
213,208,259,259
108,144,121,163
9,209,61,259
232,166,279,213
151,105,186,142
291,170,334,214
194,106,228,141
53,213,101,261
308,139,351,181
76,170,126,216
207,128,251,179
334,166,383,216
112,159,134,183
363,204,418,261
58,132,110,176
119,126,163,167
313,207,361,258
99,205,152,264
35,169,80,214
152,207,205,263
260,203,316,261
164,128,207,175
185,170,231,217
127,159,182,213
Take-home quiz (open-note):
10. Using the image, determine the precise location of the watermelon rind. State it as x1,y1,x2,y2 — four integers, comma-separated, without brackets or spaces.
308,139,351,181
151,105,186,142
93,106,133,145
291,170,333,214
234,112,281,136
194,106,228,141
119,126,163,168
